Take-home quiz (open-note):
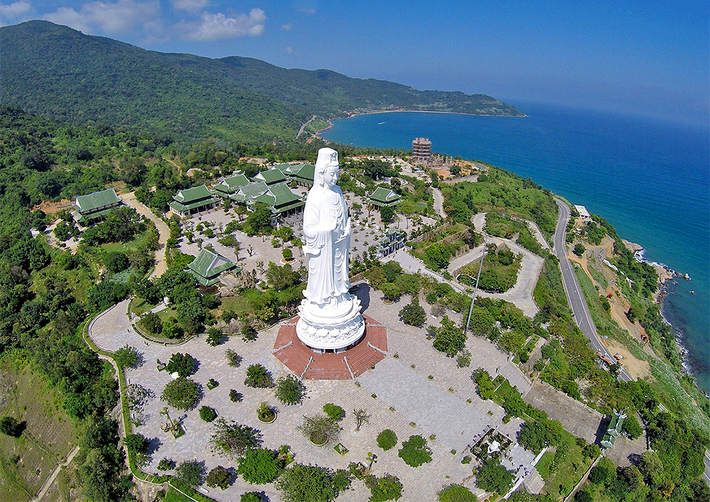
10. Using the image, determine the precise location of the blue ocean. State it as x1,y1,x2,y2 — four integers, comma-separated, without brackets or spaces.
322,103,710,393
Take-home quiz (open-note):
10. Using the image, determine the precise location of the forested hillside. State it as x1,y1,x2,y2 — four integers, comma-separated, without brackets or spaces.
0,21,523,145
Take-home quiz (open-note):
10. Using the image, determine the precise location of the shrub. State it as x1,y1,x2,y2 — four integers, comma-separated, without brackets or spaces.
138,313,162,336
199,406,217,422
240,493,262,502
275,463,345,502
207,378,219,389
229,389,243,402
323,403,344,421
205,465,231,490
257,402,276,422
398,435,432,467
157,458,174,470
377,429,398,451
275,375,307,405
225,348,242,367
282,248,293,261
244,364,273,388
399,301,426,327
237,448,283,484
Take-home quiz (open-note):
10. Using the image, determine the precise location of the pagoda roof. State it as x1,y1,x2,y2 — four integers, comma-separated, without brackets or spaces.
367,186,402,207
186,248,238,286
231,181,269,203
173,185,215,203
289,163,314,184
254,184,305,214
73,188,122,214
214,174,250,194
254,168,287,185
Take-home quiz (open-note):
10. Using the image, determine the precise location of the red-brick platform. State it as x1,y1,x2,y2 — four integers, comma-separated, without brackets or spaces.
272,315,387,380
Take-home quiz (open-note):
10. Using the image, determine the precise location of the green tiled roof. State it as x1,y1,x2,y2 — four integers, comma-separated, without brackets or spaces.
74,207,116,223
254,168,287,185
186,249,237,286
214,174,249,195
367,186,402,207
231,181,268,203
290,164,314,184
173,185,214,204
254,184,304,214
73,188,121,214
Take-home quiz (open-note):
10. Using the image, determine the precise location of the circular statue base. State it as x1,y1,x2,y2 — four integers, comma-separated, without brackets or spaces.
296,295,365,351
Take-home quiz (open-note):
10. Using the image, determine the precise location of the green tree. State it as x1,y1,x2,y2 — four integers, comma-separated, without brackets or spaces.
433,316,466,356
275,463,342,502
244,364,273,388
210,419,262,458
275,375,307,405
380,282,401,301
113,345,139,369
199,406,217,422
175,460,205,487
438,484,477,502
205,465,231,490
476,458,514,494
365,474,403,502
103,251,129,273
0,416,24,437
237,447,283,484
160,377,199,410
398,435,432,467
137,312,162,335
380,205,395,222
206,327,223,346
246,202,273,235
298,414,341,446
323,403,344,421
399,300,426,327
377,429,398,451
573,243,586,257
165,352,197,377
123,433,149,454
622,415,643,439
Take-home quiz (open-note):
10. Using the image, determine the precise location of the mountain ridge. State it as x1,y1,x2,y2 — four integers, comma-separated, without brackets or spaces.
0,20,524,144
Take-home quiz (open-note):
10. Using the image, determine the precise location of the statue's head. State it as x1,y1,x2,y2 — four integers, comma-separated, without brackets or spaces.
315,148,339,188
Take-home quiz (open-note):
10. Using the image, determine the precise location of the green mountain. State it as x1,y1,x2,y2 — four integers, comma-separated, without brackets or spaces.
0,21,523,144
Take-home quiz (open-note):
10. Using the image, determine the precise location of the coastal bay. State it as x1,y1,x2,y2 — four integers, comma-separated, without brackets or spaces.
321,103,710,394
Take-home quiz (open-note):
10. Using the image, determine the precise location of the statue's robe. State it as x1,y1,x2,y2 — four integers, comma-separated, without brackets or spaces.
302,184,350,305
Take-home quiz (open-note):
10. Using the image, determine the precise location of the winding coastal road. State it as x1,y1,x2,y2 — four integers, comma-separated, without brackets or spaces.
553,198,632,382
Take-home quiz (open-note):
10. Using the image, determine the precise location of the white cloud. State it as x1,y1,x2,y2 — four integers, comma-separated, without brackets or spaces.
0,1,31,21
281,23,291,30
172,0,208,12
43,0,160,35
180,8,265,41
285,46,292,53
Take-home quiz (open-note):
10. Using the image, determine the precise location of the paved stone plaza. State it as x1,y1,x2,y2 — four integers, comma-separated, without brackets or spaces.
90,281,543,501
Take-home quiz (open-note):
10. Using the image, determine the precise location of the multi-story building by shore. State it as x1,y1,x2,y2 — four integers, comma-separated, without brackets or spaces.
412,137,432,164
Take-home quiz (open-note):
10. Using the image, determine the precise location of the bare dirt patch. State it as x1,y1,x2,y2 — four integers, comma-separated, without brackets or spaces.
601,339,651,380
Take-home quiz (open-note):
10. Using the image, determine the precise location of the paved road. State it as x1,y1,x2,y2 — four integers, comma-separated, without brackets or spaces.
122,191,170,279
704,450,710,486
432,187,446,217
553,198,632,382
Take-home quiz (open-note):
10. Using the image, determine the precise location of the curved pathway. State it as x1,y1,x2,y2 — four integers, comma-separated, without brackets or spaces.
122,191,170,279
553,198,631,382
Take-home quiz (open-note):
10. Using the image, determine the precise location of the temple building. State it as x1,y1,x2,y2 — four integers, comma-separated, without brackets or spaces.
213,173,250,197
253,168,288,186
601,410,627,449
186,248,238,287
169,185,221,217
367,186,402,208
72,188,124,224
253,184,305,217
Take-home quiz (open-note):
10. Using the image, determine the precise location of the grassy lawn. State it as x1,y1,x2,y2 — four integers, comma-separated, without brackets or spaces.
162,486,196,502
535,450,555,479
0,357,79,501
540,437,592,500
130,297,158,316
217,294,253,314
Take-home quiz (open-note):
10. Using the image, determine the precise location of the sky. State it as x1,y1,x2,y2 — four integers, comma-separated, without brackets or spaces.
1,0,708,127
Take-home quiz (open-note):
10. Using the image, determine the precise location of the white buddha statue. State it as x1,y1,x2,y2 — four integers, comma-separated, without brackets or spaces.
296,148,365,351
